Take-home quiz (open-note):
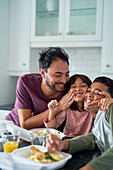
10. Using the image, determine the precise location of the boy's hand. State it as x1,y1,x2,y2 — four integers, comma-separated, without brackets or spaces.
46,134,69,153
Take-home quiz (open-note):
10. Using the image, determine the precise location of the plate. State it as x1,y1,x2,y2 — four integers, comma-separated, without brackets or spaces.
31,128,65,139
12,145,72,170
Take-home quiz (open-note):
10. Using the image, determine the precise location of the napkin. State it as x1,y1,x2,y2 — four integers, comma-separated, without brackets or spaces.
6,123,37,142
0,120,14,136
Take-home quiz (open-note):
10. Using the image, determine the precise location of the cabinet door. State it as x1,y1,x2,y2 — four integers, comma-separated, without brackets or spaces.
64,0,103,41
31,0,64,43
101,0,113,74
9,0,30,75
30,0,103,47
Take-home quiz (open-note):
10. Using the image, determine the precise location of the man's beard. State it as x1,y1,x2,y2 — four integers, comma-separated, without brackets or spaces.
46,80,64,92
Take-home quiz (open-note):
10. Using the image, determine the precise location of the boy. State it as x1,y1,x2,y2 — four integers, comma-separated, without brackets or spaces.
46,76,113,170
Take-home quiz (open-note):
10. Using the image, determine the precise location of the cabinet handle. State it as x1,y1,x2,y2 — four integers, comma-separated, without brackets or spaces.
106,64,110,67
22,63,26,66
67,32,70,35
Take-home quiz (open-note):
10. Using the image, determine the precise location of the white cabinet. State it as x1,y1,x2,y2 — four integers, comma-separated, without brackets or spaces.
8,0,104,76
9,0,39,76
101,0,113,74
31,0,103,47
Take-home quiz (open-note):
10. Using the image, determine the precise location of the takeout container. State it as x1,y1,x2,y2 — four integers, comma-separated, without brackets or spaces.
12,145,72,170
6,123,65,143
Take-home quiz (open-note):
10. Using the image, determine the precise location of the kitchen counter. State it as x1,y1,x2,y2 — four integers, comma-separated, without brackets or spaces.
0,104,14,111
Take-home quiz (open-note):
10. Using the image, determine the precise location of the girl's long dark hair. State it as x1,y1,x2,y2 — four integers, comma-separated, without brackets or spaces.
66,74,92,111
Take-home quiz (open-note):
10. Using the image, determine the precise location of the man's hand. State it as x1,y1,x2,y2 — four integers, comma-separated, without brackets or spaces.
79,165,94,170
59,89,75,112
46,134,69,153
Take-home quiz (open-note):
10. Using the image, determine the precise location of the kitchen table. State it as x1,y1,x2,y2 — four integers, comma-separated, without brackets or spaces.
0,139,99,170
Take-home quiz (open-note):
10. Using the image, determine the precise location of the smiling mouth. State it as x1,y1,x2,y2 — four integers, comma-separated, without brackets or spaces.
56,83,65,89
85,99,93,104
75,93,83,98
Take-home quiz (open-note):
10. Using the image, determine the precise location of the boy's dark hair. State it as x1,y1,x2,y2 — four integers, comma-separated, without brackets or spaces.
66,74,92,110
39,47,69,71
93,76,113,98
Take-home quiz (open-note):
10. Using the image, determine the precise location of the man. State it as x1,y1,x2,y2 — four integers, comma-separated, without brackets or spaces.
46,76,113,170
6,47,74,129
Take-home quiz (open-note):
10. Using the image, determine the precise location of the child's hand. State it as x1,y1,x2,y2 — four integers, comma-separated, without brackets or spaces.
84,100,100,113
48,100,59,111
59,89,75,111
98,91,113,112
48,100,59,121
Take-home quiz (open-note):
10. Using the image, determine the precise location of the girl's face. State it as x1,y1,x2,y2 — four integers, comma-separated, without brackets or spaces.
70,77,89,103
84,82,109,107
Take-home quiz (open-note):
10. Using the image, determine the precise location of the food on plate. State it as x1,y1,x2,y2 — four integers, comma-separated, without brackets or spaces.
53,132,60,138
32,129,61,138
27,146,54,163
27,146,64,163
32,130,44,136
51,152,64,161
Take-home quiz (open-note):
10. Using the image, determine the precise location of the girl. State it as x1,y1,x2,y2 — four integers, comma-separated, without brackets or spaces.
44,74,93,137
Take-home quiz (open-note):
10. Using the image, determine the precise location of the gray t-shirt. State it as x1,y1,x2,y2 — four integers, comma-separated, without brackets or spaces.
92,109,113,153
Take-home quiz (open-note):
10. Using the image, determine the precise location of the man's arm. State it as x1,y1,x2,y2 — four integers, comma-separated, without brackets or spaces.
16,76,49,129
18,90,74,130
18,109,49,129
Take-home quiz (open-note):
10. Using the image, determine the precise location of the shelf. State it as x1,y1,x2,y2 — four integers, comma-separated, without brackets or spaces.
70,8,96,16
36,7,96,18
36,10,58,18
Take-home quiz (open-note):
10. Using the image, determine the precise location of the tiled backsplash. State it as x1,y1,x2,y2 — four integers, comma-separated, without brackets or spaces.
64,47,101,81
31,47,101,81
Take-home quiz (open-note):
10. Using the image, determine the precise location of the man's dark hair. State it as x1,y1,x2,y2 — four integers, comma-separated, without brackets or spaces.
39,47,69,71
93,76,113,98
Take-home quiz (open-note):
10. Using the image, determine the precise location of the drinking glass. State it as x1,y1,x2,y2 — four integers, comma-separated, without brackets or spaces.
30,129,47,146
2,130,20,153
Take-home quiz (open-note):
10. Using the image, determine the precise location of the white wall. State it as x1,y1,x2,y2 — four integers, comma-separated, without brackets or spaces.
31,47,113,82
0,0,18,105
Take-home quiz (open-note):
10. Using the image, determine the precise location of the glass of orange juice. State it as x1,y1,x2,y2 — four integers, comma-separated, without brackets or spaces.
2,130,20,153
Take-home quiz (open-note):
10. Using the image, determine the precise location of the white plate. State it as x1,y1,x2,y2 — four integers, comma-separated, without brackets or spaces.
12,145,72,170
31,128,65,139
